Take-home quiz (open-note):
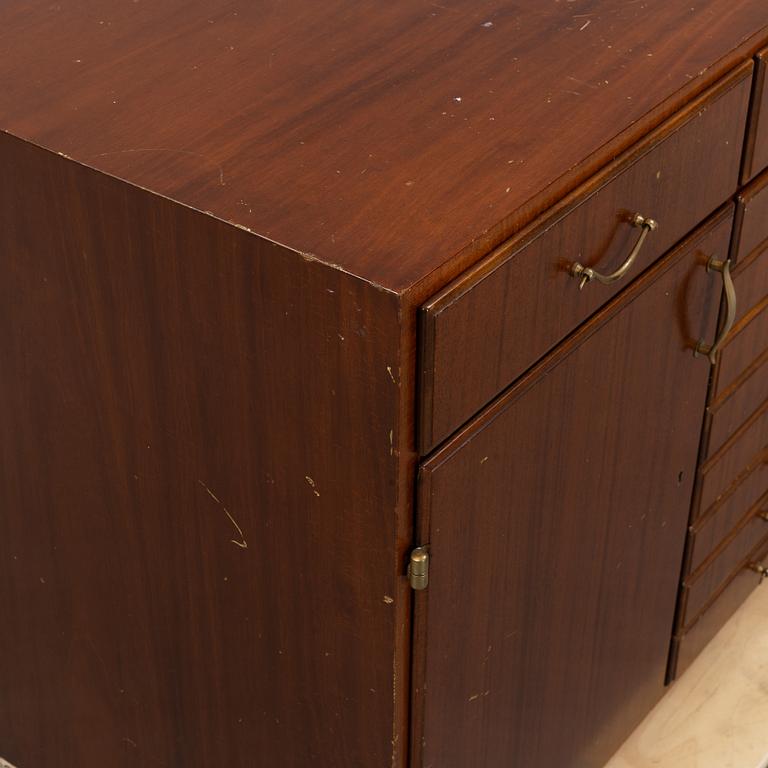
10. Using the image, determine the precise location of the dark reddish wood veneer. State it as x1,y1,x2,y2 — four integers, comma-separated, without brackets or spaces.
412,212,728,768
0,133,410,768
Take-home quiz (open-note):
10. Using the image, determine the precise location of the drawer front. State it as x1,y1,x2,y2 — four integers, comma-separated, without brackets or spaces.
703,221,768,457
699,400,768,512
672,536,768,678
696,450,767,523
419,67,751,452
731,247,768,322
707,351,768,456
713,298,768,397
682,519,768,626
732,169,768,268
689,485,768,573
742,47,768,183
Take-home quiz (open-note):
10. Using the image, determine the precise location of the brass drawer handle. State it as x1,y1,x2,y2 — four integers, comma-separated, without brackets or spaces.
694,256,736,365
748,561,768,584
570,213,659,290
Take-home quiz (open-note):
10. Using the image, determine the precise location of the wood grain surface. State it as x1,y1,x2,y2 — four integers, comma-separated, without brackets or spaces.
0,132,411,768
420,73,748,451
411,211,728,768
0,1,766,292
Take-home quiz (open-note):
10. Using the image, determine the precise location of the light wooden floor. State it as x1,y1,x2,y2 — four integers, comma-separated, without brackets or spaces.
607,584,768,768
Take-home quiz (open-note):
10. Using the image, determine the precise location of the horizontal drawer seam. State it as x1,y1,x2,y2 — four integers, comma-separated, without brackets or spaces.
701,397,768,473
732,236,768,275
682,530,768,631
699,447,768,522
688,491,768,580
721,293,768,348
709,347,768,411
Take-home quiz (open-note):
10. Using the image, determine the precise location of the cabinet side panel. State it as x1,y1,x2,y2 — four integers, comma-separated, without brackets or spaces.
0,133,405,768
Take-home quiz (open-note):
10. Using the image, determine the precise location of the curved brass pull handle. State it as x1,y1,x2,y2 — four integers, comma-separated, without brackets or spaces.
694,257,736,365
571,213,659,290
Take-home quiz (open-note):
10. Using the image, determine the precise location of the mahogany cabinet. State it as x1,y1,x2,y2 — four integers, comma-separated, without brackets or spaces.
1,3,767,768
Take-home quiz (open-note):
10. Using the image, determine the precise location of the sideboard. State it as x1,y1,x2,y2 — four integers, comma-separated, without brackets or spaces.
1,2,767,767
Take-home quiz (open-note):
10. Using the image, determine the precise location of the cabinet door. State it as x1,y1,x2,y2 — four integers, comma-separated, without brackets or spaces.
412,210,731,768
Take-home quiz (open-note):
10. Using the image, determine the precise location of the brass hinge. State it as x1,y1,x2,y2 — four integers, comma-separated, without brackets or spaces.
408,547,429,591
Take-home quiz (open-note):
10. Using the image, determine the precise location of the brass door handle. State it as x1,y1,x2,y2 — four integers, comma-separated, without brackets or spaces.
570,213,659,290
695,256,736,365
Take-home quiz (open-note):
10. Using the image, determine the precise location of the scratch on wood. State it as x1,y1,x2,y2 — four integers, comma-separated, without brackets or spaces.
305,476,321,497
386,366,397,384
468,690,491,702
91,148,227,186
198,480,248,549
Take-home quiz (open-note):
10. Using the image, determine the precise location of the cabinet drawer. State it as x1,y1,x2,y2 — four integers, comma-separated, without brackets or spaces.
696,449,767,522
731,247,768,324
712,298,768,397
742,47,768,182
682,520,768,626
419,66,751,452
672,536,768,678
732,169,768,269
688,490,768,579
700,189,768,457
699,400,768,511
707,351,768,457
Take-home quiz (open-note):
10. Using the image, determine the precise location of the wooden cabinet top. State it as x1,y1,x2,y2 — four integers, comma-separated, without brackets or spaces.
1,1,766,292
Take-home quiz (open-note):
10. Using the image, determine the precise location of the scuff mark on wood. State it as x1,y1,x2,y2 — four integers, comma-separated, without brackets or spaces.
198,480,249,549
305,475,321,497
468,690,491,702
